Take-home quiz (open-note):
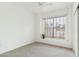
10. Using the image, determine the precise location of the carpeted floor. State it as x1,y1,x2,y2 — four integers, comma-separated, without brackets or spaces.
0,42,75,57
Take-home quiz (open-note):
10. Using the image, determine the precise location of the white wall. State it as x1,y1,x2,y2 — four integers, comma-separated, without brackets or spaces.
72,2,78,56
35,7,73,48
72,2,79,15
0,4,35,54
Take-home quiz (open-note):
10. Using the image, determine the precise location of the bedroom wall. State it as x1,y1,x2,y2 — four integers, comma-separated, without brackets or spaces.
72,2,78,56
35,7,73,48
0,4,35,54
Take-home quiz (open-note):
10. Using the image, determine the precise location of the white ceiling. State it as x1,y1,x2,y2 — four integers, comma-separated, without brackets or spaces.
0,2,73,13
29,2,73,13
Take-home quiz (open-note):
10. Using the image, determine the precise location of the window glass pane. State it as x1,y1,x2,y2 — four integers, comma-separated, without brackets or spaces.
50,18,54,38
54,18,57,38
56,17,59,38
43,16,65,39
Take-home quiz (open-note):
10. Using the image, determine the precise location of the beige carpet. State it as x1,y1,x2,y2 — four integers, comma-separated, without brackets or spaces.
0,42,75,57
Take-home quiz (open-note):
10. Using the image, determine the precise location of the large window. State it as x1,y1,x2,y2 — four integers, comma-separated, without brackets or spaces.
43,16,65,39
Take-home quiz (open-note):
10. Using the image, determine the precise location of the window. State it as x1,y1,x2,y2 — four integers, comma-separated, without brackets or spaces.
43,16,65,39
